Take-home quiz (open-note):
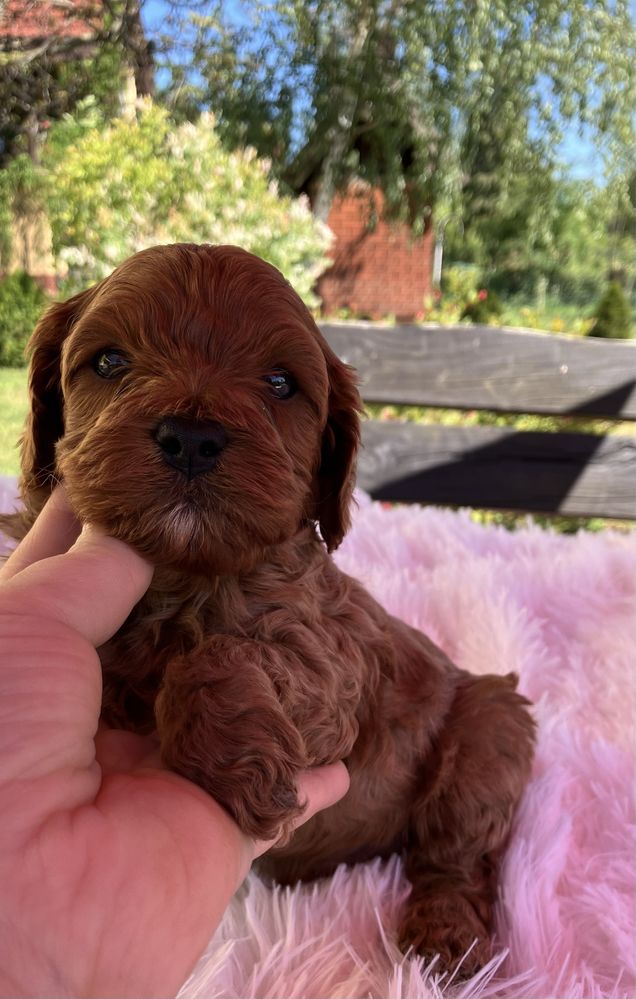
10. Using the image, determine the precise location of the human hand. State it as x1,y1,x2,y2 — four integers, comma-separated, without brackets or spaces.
0,488,350,999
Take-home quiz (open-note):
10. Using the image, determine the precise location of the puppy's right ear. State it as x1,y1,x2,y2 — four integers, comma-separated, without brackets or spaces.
21,284,98,516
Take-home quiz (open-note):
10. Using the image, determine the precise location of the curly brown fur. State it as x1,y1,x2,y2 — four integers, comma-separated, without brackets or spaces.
2,243,536,973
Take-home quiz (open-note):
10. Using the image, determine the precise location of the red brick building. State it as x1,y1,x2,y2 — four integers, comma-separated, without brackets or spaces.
317,182,434,320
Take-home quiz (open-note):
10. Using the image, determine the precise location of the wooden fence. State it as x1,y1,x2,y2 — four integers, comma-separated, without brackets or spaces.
320,322,636,520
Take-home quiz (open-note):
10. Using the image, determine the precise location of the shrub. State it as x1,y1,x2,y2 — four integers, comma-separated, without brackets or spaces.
588,281,634,339
0,271,47,367
441,264,481,307
460,289,503,324
43,100,332,304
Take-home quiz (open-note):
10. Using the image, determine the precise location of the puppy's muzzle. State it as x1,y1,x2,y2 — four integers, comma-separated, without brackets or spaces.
154,416,228,479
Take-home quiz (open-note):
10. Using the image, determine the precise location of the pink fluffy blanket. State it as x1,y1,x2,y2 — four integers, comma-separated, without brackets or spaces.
2,480,634,999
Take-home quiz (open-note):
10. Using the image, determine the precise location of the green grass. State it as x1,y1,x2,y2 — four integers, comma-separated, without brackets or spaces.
0,366,28,476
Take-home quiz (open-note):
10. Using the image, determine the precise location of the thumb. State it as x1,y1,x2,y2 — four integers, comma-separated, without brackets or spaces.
1,525,153,648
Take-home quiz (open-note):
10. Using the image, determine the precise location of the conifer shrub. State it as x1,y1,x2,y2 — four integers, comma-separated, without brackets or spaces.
588,281,634,339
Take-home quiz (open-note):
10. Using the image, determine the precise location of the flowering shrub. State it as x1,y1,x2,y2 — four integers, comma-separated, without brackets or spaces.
459,288,503,324
43,101,332,303
423,265,484,324
442,264,480,305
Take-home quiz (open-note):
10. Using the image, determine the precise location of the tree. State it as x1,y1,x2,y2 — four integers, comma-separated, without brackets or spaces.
0,0,154,165
179,0,636,230
443,167,636,305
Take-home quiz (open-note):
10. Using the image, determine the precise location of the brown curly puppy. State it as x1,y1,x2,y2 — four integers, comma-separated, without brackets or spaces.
3,244,535,973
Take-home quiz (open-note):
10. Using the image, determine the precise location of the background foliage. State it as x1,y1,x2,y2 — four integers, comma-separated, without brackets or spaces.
0,100,332,304
589,281,634,339
0,271,46,366
0,0,634,359
159,0,636,316
1,0,634,315
41,100,331,301
183,0,636,232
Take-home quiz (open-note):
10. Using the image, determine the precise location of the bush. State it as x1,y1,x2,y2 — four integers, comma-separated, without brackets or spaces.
0,271,47,367
460,289,503,324
43,100,332,304
441,264,481,306
588,281,634,339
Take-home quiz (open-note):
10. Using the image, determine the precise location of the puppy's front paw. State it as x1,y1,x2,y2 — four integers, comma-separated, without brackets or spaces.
230,769,304,844
155,644,307,842
157,694,305,841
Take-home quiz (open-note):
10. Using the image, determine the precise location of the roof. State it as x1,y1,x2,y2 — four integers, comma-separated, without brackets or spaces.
0,0,99,43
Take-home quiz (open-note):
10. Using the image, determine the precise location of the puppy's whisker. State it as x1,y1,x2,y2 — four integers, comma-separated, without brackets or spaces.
43,471,62,490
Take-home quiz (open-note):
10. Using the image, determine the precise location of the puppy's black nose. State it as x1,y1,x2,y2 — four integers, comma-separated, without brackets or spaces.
154,417,228,479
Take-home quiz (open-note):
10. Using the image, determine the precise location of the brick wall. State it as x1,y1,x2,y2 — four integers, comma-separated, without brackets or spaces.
0,0,97,41
317,184,434,320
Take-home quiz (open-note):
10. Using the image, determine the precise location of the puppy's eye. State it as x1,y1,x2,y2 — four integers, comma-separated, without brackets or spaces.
93,349,130,380
264,370,297,400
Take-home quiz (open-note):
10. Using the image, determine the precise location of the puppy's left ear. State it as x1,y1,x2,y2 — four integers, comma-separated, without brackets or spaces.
316,351,362,551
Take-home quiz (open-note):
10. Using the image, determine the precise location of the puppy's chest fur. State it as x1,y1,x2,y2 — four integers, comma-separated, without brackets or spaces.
99,525,456,770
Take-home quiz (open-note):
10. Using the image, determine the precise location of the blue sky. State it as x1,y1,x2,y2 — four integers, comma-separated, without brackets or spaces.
555,127,603,183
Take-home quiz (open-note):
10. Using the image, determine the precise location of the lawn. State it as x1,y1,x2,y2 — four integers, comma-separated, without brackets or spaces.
0,366,28,476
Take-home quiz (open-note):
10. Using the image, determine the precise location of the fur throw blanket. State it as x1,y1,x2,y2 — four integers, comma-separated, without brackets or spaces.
2,480,634,999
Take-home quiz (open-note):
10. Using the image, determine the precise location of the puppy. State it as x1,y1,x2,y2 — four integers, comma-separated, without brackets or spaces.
3,244,535,973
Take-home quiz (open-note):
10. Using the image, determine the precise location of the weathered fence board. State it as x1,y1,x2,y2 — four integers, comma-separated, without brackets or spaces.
320,322,636,420
319,321,636,519
357,421,636,520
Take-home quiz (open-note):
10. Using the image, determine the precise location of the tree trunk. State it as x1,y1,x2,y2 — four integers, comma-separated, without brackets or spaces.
121,0,155,97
